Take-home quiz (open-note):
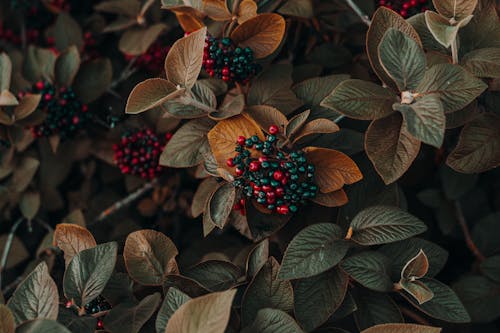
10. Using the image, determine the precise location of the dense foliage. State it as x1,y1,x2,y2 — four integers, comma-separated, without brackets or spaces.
0,0,499,332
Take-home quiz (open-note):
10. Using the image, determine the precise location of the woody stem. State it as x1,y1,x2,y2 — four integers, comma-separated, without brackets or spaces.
345,0,372,26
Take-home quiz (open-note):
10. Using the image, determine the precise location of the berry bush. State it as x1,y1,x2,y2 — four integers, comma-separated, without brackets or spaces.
0,0,499,332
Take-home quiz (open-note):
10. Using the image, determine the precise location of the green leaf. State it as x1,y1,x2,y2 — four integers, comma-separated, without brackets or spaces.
294,267,348,331
123,230,178,286
53,13,83,51
367,7,422,91
243,308,304,333
462,48,500,78
16,319,72,333
103,293,161,333
353,289,403,330
417,63,488,113
165,26,206,89
278,223,350,280
184,260,241,291
453,275,500,322
400,280,435,305
439,165,478,200
341,252,393,292
210,89,245,120
63,242,118,307
446,113,500,173
285,110,310,139
424,11,459,48
242,257,294,326
126,78,182,114
73,58,113,104
0,53,12,91
23,46,57,83
379,28,426,92
156,288,191,333
0,305,14,333
404,278,470,323
160,118,214,167
472,212,500,256
432,0,478,21
206,182,236,229
321,79,395,120
395,94,445,148
379,238,448,280
361,323,442,333
165,289,236,333
55,46,81,87
19,191,40,221
349,206,427,246
94,0,141,16
163,275,210,298
119,23,167,56
480,255,500,284
57,307,97,333
246,240,270,279
278,0,313,18
7,262,58,325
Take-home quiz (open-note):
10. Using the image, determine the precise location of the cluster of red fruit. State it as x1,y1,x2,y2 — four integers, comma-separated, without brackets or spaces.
125,39,170,74
228,125,318,216
113,129,171,180
378,0,430,18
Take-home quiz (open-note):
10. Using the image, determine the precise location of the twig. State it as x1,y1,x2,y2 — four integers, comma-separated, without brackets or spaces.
454,201,485,262
400,306,432,326
110,57,138,90
0,218,24,289
93,178,158,223
334,115,345,123
451,38,459,64
345,0,372,26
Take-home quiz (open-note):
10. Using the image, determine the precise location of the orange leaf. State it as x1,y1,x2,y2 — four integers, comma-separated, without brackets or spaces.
304,147,362,193
237,0,258,24
230,13,285,58
174,11,205,32
203,0,232,21
207,114,264,173
310,189,348,207
53,223,97,267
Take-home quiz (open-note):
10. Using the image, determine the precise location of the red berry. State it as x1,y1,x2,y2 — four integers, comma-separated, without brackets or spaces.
277,205,289,215
262,185,272,192
227,158,235,167
35,81,44,90
97,319,104,329
237,136,246,145
222,67,230,76
249,161,260,172
44,93,52,101
258,156,268,163
273,170,284,181
276,187,285,197
233,202,242,210
65,301,72,308
235,168,244,176
268,125,279,134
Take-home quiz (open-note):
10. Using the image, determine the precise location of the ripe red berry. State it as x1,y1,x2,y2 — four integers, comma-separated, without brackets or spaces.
97,319,104,329
227,158,235,167
277,205,289,215
235,168,244,176
273,170,284,181
269,124,279,134
237,136,246,145
249,161,260,172
35,81,44,90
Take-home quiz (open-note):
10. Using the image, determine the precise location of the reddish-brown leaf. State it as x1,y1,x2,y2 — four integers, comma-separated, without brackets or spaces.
53,223,97,267
310,189,348,207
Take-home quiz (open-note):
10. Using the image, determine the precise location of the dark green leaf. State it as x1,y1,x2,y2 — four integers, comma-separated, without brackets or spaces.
23,46,57,83
378,28,426,91
294,267,348,331
285,110,310,139
207,182,236,228
156,288,191,333
243,308,304,333
321,79,395,120
7,262,58,325
16,319,72,333
439,165,478,200
349,206,427,245
353,289,403,330
53,13,83,51
242,257,294,326
73,58,113,104
278,223,349,280
424,11,459,48
472,212,500,256
462,48,500,78
0,53,12,91
57,308,97,333
184,260,241,291
246,239,269,278
103,293,161,333
55,46,80,87
63,242,117,307
480,255,500,284
453,275,500,322
341,251,393,292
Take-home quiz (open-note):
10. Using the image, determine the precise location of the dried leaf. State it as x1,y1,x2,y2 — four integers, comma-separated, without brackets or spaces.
53,223,97,267
237,0,258,24
126,78,183,114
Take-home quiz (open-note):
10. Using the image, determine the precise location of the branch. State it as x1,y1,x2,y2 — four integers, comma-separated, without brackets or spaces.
0,218,24,289
454,201,485,262
93,178,158,223
400,306,432,326
334,115,345,123
345,0,372,26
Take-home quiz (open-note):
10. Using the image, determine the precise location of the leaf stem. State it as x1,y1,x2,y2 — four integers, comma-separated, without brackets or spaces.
93,179,158,223
334,115,345,123
345,0,372,26
110,57,138,90
0,217,24,290
451,37,459,64
453,201,485,262
224,0,242,37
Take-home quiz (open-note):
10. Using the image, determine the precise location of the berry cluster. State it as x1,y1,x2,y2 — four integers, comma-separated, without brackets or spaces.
84,295,111,315
203,35,260,83
378,0,430,18
228,125,318,215
24,81,90,139
125,40,170,74
113,129,171,180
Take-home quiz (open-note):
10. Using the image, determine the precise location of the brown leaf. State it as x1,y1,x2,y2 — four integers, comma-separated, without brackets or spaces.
367,7,422,91
401,249,429,280
126,78,183,114
361,323,441,333
209,88,245,120
0,305,15,333
432,0,478,21
237,0,258,24
174,11,205,32
53,223,97,267
19,191,40,221
0,90,19,106
310,189,348,207
123,229,179,286
203,0,232,21
137,198,158,217
165,26,207,89
365,112,421,184
245,105,288,134
191,177,218,217
230,13,286,58
119,23,167,56
304,147,363,193
14,94,41,120
292,118,339,143
207,114,264,172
